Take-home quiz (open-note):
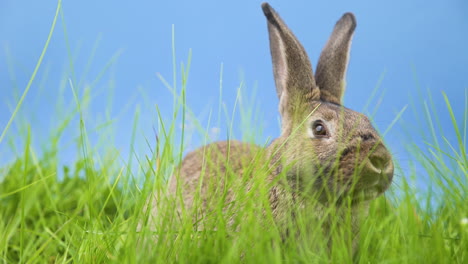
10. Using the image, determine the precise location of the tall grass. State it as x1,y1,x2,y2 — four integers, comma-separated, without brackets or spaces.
1,3,467,263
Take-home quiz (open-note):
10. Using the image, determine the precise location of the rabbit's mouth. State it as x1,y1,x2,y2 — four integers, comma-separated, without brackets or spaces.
358,154,394,190
334,185,386,205
348,187,384,203
333,142,394,201
326,162,393,204
342,169,393,203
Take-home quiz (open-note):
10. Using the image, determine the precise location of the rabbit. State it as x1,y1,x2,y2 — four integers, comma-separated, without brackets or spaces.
144,2,394,238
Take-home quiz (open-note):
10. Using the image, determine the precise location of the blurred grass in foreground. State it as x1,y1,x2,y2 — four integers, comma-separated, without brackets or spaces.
1,67,466,263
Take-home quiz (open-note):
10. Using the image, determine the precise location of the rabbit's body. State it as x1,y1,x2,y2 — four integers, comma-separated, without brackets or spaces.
167,141,261,215
145,2,394,237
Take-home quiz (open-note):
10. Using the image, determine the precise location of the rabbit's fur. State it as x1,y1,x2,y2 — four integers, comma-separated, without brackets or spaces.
145,3,393,236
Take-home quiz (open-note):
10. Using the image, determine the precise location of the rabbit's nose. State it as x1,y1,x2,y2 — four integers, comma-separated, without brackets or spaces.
363,145,394,187
368,154,386,174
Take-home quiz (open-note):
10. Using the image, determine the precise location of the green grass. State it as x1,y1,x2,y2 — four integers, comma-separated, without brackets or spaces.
1,84,466,264
1,2,467,263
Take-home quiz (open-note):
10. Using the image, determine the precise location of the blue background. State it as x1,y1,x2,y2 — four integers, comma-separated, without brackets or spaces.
0,1,466,189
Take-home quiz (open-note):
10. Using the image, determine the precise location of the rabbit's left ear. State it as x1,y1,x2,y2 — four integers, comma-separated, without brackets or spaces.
262,3,320,133
315,13,356,105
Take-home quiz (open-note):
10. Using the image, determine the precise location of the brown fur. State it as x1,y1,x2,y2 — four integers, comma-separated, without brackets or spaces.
145,3,394,239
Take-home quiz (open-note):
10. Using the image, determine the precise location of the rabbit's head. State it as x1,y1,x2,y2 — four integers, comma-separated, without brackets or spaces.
262,3,393,203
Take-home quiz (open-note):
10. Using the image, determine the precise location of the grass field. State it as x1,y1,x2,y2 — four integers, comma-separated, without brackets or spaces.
1,2,467,263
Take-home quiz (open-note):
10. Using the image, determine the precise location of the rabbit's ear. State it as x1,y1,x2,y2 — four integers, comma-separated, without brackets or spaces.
315,13,356,105
262,3,320,131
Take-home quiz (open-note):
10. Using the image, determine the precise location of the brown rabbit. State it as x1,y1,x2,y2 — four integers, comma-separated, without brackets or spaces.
145,2,394,235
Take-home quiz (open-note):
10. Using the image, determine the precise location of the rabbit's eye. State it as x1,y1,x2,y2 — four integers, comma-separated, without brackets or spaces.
312,121,328,137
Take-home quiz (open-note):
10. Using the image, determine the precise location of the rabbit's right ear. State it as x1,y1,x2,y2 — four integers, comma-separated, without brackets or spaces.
315,13,356,105
262,3,320,133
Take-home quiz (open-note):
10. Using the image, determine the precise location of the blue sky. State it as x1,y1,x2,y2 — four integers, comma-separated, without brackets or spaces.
0,0,466,188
